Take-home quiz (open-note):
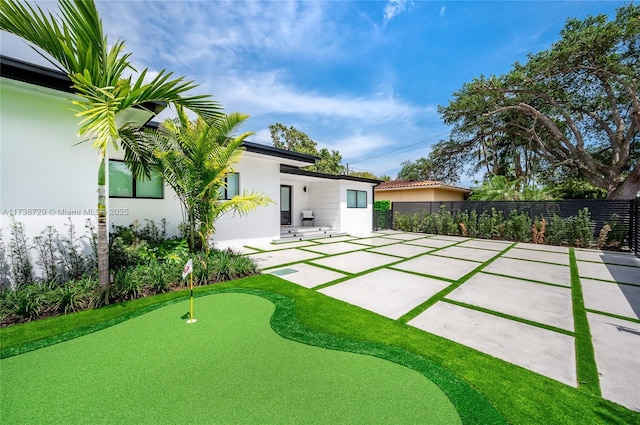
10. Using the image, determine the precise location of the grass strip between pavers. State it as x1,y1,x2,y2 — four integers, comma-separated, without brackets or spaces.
569,248,601,396
585,308,640,324
1,281,506,425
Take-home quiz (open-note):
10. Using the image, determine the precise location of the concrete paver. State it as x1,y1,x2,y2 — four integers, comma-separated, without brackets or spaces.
235,246,259,255
409,301,577,386
311,251,400,274
483,257,571,287
319,269,450,319
313,235,356,243
432,246,500,263
382,233,428,241
577,261,640,286
249,241,319,251
392,255,480,281
447,273,574,331
247,249,323,269
302,242,366,255
268,263,346,288
457,239,512,251
368,244,435,258
575,249,640,267
587,312,640,412
503,247,569,265
404,238,458,248
350,237,400,247
351,231,385,238
428,235,469,242
514,243,569,253
581,279,640,320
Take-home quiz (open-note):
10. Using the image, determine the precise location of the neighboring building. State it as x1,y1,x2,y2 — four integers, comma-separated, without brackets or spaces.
0,55,379,252
375,179,470,203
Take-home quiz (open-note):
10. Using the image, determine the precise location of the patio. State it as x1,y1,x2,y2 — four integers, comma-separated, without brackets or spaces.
246,231,640,412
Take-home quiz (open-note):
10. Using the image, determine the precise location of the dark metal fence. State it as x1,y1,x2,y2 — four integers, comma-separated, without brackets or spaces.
392,200,633,245
632,198,640,258
373,210,393,230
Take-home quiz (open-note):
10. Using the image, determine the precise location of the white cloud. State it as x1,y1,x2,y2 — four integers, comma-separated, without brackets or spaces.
211,71,434,126
320,134,390,159
440,6,446,17
383,0,409,25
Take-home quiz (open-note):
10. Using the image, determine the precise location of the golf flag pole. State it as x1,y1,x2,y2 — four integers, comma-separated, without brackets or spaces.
182,259,196,323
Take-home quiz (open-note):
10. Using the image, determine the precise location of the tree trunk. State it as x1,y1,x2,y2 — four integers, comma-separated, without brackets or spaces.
97,153,110,291
97,208,109,288
606,165,640,200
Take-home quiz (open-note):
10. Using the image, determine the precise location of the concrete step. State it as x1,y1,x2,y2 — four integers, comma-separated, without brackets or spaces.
280,226,331,236
273,228,347,244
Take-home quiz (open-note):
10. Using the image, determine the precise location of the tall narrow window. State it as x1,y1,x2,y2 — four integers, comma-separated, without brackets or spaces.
347,189,367,208
219,173,240,200
108,160,163,199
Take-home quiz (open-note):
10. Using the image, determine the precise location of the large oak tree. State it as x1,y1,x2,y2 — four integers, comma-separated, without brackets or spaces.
437,4,639,199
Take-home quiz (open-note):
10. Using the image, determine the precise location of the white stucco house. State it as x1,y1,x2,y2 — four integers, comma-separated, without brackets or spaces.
0,55,380,250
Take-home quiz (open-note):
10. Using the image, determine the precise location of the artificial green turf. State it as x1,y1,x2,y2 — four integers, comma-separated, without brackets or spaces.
569,248,601,395
2,274,639,424
1,293,461,425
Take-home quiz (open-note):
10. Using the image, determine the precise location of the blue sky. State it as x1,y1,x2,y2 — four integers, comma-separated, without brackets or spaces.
1,1,628,185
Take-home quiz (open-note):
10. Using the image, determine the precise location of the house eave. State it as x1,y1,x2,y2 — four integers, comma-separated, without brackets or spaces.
375,185,471,193
280,165,381,184
241,141,318,165
0,55,167,119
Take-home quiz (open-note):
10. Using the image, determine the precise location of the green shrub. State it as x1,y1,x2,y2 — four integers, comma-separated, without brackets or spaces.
505,210,532,242
374,200,391,211
467,210,479,238
8,218,33,288
546,214,567,245
570,208,594,248
602,214,626,249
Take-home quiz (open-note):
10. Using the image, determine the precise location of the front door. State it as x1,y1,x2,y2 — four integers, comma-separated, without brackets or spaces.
280,185,292,225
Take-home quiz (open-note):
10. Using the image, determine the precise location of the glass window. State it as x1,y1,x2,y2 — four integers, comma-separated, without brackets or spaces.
347,190,357,208
357,190,367,208
108,160,163,199
219,173,240,200
109,161,133,197
136,174,163,198
347,189,367,208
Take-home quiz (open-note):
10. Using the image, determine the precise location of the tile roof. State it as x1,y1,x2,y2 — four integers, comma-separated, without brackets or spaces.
375,179,470,192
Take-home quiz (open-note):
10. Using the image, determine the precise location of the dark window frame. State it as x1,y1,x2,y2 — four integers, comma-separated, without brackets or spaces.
219,172,240,200
108,159,164,199
347,189,367,208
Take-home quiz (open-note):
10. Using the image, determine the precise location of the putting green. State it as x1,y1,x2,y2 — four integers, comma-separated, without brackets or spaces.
1,293,461,424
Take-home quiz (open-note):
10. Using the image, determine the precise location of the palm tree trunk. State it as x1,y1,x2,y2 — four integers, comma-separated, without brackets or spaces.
97,153,109,290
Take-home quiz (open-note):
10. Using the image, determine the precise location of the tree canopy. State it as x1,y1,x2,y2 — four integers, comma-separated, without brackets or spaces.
430,4,639,199
269,123,386,180
269,123,345,174
396,156,461,184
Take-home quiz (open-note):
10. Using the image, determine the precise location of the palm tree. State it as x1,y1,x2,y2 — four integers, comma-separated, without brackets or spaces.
151,107,273,252
1,0,222,291
469,175,523,201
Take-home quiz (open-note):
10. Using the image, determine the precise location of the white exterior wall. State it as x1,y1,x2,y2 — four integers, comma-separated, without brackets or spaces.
306,181,341,229
211,154,281,249
339,181,374,234
0,78,95,254
108,149,184,237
